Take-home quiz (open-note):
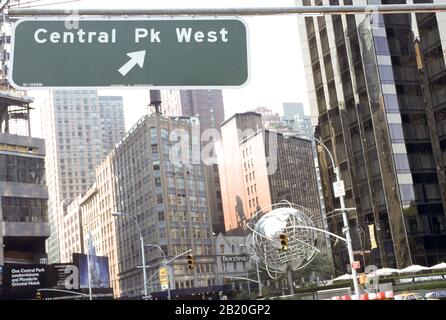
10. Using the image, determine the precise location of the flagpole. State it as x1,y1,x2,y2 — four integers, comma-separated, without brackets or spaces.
87,250,93,300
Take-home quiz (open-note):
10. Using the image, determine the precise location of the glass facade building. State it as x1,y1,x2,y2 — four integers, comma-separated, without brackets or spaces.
299,0,446,272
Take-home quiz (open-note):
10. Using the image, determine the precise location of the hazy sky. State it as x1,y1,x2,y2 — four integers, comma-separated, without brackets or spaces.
23,0,308,136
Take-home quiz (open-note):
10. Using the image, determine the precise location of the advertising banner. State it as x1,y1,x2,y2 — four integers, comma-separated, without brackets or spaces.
73,253,111,289
2,264,47,293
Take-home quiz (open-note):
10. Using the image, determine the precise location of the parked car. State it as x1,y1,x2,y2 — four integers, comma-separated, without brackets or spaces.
425,290,446,300
394,292,424,300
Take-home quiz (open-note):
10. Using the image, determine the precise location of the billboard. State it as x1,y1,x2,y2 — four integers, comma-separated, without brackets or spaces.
73,253,110,289
50,263,79,290
0,261,113,299
2,264,47,294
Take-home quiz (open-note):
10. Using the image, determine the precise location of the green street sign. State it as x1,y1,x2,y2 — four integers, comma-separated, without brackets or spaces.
9,18,249,89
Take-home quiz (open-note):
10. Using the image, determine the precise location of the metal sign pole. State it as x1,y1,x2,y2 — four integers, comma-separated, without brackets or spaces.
6,4,446,16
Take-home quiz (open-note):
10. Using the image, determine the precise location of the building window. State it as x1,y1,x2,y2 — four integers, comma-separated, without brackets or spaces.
1,197,48,223
0,155,45,185
399,184,415,203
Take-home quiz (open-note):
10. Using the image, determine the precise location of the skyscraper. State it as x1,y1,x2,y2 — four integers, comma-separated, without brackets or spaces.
113,114,216,298
218,112,324,235
161,90,226,234
300,0,446,271
42,90,125,263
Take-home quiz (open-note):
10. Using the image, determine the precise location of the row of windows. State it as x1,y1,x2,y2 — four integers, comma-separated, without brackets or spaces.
0,154,45,184
167,227,212,239
1,196,48,223
173,263,214,275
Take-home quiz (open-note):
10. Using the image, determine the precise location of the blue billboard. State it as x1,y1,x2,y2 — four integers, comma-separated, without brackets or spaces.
74,253,110,289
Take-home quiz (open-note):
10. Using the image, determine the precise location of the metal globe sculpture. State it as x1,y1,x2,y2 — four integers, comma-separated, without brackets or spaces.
247,202,320,276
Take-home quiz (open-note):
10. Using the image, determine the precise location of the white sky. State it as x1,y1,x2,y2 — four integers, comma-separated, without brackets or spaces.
24,0,309,136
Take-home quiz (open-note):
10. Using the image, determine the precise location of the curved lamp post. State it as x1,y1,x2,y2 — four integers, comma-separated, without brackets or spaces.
112,211,148,299
313,136,360,298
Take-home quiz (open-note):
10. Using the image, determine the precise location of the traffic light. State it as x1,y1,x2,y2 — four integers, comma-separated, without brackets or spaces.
36,291,42,300
187,254,195,269
279,234,288,251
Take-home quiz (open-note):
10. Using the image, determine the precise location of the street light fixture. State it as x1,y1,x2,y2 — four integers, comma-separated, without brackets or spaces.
112,211,148,300
313,137,360,298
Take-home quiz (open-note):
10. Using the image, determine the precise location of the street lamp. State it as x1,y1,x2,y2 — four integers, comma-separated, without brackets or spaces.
146,244,171,300
112,211,148,299
313,137,360,298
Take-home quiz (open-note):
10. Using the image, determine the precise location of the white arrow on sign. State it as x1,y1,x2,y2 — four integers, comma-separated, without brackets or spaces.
118,50,146,76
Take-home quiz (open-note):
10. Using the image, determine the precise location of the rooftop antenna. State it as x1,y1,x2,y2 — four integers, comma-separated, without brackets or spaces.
149,90,162,115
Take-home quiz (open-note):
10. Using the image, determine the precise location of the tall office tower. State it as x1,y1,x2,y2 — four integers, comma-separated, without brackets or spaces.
299,0,446,272
218,112,324,235
99,96,126,154
42,90,125,263
161,90,226,234
113,114,215,298
0,95,49,269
